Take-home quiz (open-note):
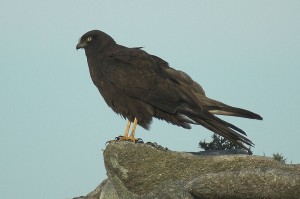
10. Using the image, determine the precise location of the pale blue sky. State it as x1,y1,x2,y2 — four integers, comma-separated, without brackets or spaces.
1,1,300,198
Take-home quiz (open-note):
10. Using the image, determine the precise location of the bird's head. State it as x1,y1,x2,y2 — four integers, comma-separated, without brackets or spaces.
76,30,116,51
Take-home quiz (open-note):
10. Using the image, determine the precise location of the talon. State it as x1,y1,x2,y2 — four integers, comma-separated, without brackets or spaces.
105,135,123,145
115,135,124,141
136,138,144,143
106,118,143,144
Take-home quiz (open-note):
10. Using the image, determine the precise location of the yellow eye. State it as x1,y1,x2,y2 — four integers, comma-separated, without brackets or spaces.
87,37,92,42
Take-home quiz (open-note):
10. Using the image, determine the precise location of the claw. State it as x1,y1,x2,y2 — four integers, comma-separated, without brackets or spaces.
106,118,142,144
106,135,143,144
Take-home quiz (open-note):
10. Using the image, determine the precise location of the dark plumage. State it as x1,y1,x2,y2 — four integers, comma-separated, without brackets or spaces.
76,30,262,149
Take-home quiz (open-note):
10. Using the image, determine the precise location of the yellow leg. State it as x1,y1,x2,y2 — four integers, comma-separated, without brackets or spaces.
123,120,131,138
128,118,138,141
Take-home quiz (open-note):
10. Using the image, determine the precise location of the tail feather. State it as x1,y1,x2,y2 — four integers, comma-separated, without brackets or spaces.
178,107,247,136
207,105,263,120
178,107,256,149
176,97,261,150
190,115,254,148
209,114,247,135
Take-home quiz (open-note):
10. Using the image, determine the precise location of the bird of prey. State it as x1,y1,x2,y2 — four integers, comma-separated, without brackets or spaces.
76,30,262,150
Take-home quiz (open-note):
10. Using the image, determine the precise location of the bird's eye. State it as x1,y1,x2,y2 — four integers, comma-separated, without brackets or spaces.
87,37,92,42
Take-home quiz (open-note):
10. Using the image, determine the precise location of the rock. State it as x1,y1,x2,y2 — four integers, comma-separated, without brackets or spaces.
72,179,117,199
77,141,300,199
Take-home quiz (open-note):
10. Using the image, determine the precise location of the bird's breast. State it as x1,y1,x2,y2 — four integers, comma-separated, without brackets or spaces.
90,69,105,89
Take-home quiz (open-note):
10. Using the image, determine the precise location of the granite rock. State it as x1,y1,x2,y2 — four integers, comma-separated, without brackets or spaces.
77,141,300,199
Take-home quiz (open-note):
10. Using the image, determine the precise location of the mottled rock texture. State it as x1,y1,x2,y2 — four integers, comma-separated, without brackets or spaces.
75,141,300,199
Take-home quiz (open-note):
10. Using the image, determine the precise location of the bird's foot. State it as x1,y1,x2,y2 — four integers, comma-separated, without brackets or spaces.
116,135,144,143
106,136,144,145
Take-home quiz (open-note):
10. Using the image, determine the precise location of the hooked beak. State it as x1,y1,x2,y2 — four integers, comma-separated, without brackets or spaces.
76,41,87,50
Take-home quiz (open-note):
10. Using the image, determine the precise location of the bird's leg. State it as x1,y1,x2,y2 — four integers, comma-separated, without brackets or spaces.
123,120,131,138
115,120,131,141
109,118,142,143
128,117,138,141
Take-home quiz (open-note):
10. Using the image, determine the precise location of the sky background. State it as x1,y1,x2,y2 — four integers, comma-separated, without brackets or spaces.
1,1,300,198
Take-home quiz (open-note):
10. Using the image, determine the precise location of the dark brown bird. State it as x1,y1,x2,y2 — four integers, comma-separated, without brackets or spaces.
76,30,262,149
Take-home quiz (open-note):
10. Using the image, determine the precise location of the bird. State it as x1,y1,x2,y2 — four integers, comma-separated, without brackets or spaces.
76,29,262,150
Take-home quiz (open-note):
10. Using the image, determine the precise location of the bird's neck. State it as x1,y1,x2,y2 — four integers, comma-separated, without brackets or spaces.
85,42,116,58
85,48,97,60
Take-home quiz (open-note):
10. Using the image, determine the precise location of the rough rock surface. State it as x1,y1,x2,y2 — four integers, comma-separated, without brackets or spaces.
76,141,300,199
